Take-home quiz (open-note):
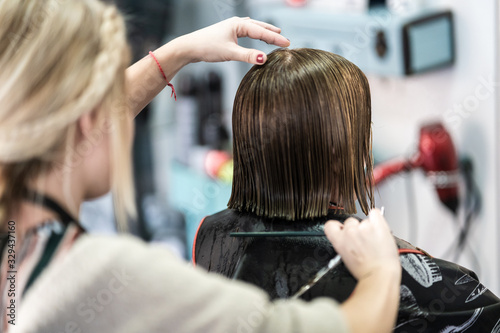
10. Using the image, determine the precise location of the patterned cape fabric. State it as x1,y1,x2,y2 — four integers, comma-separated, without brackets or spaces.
193,209,500,332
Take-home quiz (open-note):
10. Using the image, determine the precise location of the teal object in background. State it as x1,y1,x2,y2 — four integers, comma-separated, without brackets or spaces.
169,161,232,259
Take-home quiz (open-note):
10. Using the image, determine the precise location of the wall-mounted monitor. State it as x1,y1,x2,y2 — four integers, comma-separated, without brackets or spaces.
403,11,454,75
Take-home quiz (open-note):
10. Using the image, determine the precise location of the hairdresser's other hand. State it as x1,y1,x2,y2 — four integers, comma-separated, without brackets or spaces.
174,17,290,65
324,209,400,281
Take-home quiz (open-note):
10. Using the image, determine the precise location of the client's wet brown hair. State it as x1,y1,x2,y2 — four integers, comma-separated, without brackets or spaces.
228,48,374,220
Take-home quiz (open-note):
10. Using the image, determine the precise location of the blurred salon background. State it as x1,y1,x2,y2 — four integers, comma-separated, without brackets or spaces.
80,0,500,295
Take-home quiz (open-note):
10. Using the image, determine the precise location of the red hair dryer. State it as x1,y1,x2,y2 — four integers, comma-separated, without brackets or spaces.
373,122,459,214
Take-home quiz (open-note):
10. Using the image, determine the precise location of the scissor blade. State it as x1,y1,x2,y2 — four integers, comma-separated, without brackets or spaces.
291,254,342,299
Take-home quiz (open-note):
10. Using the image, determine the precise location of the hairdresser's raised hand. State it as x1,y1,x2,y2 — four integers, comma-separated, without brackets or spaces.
174,17,290,65
128,18,289,115
324,209,400,281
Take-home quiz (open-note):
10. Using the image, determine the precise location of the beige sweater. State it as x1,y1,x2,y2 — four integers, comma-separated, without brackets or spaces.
13,234,349,333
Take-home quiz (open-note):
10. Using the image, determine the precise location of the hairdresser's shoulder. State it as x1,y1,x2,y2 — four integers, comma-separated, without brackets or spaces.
72,232,185,267
16,234,189,332
75,232,169,253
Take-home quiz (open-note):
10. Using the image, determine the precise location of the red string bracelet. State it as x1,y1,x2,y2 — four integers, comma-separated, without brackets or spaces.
149,51,177,101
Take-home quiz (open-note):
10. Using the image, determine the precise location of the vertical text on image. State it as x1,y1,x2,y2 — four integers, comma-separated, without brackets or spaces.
3,220,17,326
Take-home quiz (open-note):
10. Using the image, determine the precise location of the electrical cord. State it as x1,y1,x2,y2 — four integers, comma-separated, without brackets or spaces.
454,158,482,262
441,157,482,275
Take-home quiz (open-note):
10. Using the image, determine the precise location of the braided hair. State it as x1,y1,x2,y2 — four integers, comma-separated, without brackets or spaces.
0,0,134,229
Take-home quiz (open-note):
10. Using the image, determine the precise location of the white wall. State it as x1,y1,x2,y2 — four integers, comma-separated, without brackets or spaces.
372,0,499,294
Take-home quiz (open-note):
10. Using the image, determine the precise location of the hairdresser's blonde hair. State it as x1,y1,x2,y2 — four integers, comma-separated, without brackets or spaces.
0,0,135,229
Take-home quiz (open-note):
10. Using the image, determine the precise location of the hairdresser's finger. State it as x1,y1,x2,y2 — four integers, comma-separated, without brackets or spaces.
236,19,290,47
227,45,268,65
245,18,283,33
343,217,360,229
324,221,344,252
324,220,344,248
369,208,382,221
368,208,392,233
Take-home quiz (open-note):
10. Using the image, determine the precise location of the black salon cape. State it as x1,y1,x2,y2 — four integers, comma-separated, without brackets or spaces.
193,209,500,332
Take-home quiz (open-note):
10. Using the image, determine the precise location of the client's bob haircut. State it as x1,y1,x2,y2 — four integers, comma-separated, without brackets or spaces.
228,48,374,220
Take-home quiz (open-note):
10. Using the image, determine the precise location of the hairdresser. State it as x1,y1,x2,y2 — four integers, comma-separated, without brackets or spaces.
0,1,400,332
